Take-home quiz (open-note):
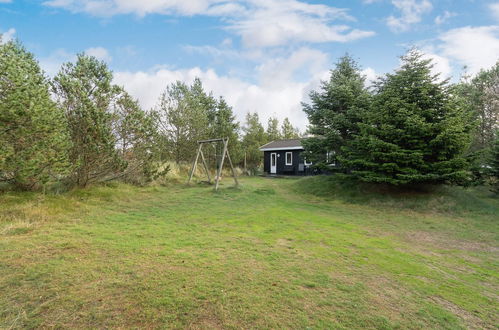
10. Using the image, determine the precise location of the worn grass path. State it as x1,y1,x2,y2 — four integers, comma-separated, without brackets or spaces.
0,177,498,329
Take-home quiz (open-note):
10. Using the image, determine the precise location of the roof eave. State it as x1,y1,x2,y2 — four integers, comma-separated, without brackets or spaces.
259,146,304,151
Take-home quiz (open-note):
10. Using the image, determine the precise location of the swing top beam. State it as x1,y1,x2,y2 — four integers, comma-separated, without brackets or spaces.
197,138,227,143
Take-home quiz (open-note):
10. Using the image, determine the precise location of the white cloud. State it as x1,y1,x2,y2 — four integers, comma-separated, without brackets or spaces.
183,44,242,60
38,48,76,77
422,52,452,80
386,0,433,32
361,67,378,86
85,46,112,62
438,26,499,75
0,0,13,3
43,0,227,17
114,67,309,130
0,28,16,43
226,0,375,48
490,3,499,22
434,10,456,25
43,0,375,48
255,47,328,86
114,48,331,130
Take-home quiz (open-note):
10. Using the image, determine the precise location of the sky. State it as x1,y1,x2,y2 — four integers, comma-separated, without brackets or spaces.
1,0,499,130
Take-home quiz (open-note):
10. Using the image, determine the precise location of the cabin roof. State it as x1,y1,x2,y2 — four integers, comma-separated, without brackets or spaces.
259,139,304,151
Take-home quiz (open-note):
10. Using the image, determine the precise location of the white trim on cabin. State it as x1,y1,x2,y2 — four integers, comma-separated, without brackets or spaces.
259,146,304,151
270,153,277,174
285,152,293,165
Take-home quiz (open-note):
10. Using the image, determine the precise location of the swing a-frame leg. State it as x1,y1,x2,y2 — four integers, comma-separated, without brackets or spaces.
188,138,239,191
199,149,211,183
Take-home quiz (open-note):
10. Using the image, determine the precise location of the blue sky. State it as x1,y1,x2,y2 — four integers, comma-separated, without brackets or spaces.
1,0,499,129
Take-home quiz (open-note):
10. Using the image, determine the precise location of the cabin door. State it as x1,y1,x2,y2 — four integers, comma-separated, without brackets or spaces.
270,153,277,174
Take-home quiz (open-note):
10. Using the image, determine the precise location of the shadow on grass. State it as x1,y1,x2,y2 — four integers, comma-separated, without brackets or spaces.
293,175,499,216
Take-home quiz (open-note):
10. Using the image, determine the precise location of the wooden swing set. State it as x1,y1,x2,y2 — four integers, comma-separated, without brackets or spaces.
187,138,238,190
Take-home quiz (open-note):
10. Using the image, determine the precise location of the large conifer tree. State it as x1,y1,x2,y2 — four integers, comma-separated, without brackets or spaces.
302,54,370,166
52,54,125,187
0,40,70,190
343,50,472,185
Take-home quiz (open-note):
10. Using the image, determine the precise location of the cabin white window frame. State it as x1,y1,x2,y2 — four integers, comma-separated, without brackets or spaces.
304,157,312,166
327,150,337,166
285,152,293,166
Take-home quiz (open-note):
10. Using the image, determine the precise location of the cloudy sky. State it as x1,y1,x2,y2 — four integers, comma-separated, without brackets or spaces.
1,0,499,130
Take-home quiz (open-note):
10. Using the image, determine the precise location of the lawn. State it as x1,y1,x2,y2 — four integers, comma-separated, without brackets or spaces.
1,177,498,329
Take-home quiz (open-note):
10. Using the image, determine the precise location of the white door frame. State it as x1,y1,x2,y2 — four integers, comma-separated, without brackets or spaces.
270,152,277,174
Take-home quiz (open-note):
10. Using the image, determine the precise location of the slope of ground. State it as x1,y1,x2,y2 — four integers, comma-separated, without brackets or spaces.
0,177,497,328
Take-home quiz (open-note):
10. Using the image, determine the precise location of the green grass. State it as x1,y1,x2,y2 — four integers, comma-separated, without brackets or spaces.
0,177,497,329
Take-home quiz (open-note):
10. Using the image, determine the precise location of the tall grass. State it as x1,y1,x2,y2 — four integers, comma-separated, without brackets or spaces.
158,161,245,184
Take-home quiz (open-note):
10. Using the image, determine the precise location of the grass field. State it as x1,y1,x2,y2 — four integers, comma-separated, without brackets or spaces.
1,176,498,329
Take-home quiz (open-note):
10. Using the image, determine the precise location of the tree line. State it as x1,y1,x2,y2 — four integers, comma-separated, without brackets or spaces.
0,39,300,191
303,50,498,192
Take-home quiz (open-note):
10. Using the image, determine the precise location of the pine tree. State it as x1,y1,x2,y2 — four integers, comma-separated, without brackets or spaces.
52,54,125,187
343,49,473,185
0,40,70,190
242,112,266,169
302,54,370,166
266,116,281,141
112,89,164,184
281,117,300,139
209,97,241,164
468,62,499,151
157,79,213,164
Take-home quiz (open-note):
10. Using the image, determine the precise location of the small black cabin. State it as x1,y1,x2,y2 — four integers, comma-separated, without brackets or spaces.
260,139,312,176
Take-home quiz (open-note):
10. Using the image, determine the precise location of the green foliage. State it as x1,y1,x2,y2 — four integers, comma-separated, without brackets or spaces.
488,132,499,193
208,97,242,164
266,116,281,141
157,80,205,164
112,90,166,184
0,40,70,190
454,62,499,187
280,117,300,139
294,175,498,216
303,54,370,166
157,79,241,167
52,54,126,187
157,78,213,164
459,62,499,151
342,50,473,185
242,112,266,170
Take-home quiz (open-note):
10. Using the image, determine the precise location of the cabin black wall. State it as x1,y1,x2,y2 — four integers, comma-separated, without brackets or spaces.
263,150,308,175
264,151,270,173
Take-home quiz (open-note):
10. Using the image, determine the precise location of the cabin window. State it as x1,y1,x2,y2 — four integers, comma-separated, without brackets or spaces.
304,158,312,166
285,152,293,165
327,150,337,166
